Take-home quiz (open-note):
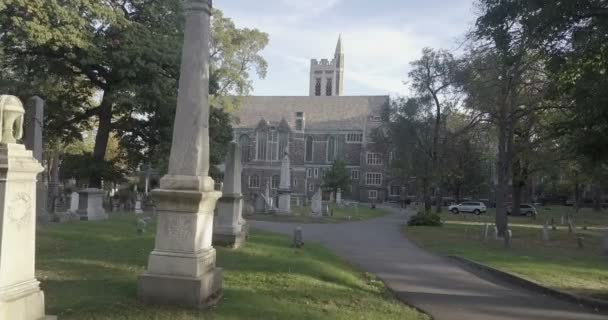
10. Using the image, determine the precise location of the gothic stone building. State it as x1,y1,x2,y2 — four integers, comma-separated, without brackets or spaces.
234,37,400,203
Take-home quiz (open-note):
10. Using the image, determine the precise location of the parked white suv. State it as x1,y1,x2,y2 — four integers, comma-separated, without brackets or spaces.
449,202,487,215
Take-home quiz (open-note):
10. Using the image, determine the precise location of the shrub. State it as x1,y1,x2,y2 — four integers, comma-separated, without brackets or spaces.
408,212,442,226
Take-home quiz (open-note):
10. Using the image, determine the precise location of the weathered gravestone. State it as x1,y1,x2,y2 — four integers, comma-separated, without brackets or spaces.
311,188,323,217
69,191,79,213
0,95,54,319
24,96,49,223
77,188,108,221
292,227,304,248
542,221,550,245
336,188,342,206
277,153,292,215
138,0,223,309
213,142,248,248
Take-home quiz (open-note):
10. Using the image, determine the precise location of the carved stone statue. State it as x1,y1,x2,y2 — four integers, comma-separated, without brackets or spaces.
0,95,25,144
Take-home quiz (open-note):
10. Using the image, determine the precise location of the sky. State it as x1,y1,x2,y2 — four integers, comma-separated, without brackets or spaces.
217,0,477,96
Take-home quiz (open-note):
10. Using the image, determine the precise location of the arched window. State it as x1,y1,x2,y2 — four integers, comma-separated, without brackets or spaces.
327,136,336,162
271,175,280,189
326,78,333,96
305,136,314,162
269,128,278,160
315,78,322,96
249,175,260,188
257,130,267,160
239,134,252,163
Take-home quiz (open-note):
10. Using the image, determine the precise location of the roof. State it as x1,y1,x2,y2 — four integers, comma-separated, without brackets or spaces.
233,95,389,131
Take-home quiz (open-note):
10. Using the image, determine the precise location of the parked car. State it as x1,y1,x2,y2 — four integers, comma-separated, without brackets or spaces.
448,202,487,215
507,204,537,217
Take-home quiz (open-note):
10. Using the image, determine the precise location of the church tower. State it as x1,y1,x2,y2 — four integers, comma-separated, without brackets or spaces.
309,35,345,96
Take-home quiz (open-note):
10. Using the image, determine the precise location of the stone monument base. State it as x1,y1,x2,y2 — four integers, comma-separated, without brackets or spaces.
213,224,249,249
138,268,223,309
0,279,55,320
77,188,108,221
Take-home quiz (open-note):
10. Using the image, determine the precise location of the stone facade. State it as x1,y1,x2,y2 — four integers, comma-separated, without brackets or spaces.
233,39,395,203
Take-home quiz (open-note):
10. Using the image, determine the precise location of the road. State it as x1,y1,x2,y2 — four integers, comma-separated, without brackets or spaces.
250,207,607,320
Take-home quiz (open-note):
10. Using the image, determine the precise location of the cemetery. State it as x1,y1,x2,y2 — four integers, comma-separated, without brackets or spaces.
1,0,608,319
405,205,608,301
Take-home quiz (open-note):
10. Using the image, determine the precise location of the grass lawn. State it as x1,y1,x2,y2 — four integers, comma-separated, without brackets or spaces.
405,205,608,301
246,204,388,224
37,214,428,320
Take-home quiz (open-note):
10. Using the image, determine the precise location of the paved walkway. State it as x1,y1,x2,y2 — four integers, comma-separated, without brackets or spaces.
250,207,607,320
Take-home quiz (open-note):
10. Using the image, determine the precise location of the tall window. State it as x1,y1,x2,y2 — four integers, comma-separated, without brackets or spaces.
271,175,280,189
239,134,252,163
305,136,314,162
256,130,267,160
249,175,260,188
326,78,333,96
351,169,360,180
306,168,313,178
366,173,382,186
367,153,383,165
315,78,322,96
308,183,315,192
314,168,319,178
269,128,279,160
295,112,305,131
327,136,336,162
279,131,289,157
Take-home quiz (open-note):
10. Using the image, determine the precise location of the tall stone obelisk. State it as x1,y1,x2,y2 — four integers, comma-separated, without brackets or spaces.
137,0,223,309
0,95,54,320
277,153,292,214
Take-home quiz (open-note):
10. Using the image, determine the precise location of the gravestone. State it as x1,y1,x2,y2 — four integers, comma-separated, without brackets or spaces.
336,188,342,205
542,221,550,244
0,95,54,319
254,194,266,213
213,142,248,249
77,188,108,221
292,227,304,248
602,231,608,255
493,225,499,240
311,188,323,217
277,153,292,215
138,0,223,309
504,229,512,248
69,191,79,213
134,195,144,214
577,236,584,249
481,223,489,241
24,96,49,223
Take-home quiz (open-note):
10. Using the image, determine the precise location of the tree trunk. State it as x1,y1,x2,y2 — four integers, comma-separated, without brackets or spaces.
511,158,522,216
89,97,113,189
495,122,512,237
435,187,443,213
574,183,581,213
593,182,602,212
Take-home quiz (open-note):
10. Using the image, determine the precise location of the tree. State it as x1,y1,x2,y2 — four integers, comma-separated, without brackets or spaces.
0,1,268,186
322,160,351,198
408,48,461,212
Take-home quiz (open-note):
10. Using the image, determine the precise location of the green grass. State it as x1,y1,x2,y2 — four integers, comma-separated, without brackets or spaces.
405,205,608,301
37,214,428,320
246,204,388,224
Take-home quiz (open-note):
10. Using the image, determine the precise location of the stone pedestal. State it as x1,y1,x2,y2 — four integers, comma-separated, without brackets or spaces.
0,143,51,320
213,194,248,248
138,176,223,308
77,188,108,221
278,191,291,215
134,200,143,214
213,143,247,248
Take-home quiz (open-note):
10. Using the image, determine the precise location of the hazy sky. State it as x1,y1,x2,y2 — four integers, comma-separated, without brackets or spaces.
217,0,476,96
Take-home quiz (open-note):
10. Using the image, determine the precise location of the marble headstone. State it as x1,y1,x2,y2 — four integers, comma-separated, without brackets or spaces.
277,153,292,215
0,95,53,319
311,188,323,217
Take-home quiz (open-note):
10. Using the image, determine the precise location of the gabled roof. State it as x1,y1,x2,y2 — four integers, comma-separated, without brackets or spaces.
233,96,389,131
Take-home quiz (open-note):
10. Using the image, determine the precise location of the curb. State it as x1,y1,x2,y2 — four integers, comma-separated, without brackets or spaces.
449,255,608,314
